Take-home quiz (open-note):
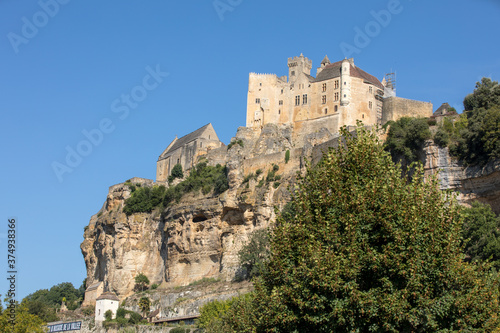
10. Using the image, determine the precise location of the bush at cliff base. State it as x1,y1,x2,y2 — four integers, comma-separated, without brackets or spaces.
251,125,500,332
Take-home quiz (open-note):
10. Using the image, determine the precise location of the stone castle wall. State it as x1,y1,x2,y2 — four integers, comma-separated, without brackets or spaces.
382,96,433,123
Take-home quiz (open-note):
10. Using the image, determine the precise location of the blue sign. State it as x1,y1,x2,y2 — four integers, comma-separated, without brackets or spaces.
47,321,82,332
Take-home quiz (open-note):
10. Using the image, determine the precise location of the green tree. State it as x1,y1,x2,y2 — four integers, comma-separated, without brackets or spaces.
461,201,500,268
384,117,431,165
238,229,270,279
0,303,47,333
104,309,113,321
252,125,500,332
199,298,233,329
463,77,500,111
433,127,449,147
450,78,500,165
171,164,184,179
199,294,256,333
138,297,150,318
134,273,150,292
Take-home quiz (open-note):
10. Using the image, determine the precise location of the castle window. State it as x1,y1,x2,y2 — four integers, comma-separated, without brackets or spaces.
334,92,339,101
255,98,260,104
279,109,281,114
344,82,346,85
334,80,339,89
291,71,295,76
325,108,328,114
334,105,338,112
200,142,203,147
369,86,373,94
295,95,300,106
344,94,346,98
362,114,365,119
260,83,262,86
281,89,283,94
322,83,327,92
279,100,283,105
303,94,308,105
322,95,326,104
369,101,373,109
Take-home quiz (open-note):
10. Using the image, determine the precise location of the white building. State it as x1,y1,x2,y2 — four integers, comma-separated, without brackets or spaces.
95,292,120,322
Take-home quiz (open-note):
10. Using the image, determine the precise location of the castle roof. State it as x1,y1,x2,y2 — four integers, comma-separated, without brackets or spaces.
313,61,383,89
434,103,452,117
321,55,331,65
159,123,214,160
85,282,102,292
96,292,119,302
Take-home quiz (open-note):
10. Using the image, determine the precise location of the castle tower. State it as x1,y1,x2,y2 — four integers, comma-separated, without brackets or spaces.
287,53,312,82
340,58,352,106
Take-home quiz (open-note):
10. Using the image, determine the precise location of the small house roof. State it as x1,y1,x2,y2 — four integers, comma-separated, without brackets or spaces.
96,292,119,302
85,282,102,292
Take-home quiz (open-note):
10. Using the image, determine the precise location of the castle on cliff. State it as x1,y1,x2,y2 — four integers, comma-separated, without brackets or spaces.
156,54,433,181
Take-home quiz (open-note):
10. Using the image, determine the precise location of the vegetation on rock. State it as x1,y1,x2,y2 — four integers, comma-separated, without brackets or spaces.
134,273,150,292
124,163,229,215
238,228,270,279
384,117,431,164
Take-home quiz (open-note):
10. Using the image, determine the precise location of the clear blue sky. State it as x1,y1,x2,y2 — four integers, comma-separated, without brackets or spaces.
1,0,499,300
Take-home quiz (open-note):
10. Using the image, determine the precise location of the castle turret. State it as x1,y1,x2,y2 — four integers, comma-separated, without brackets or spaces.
316,55,331,76
340,58,352,106
287,53,312,82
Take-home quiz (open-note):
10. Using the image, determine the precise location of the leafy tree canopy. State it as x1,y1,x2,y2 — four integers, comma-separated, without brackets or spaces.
134,273,150,292
0,303,47,333
463,77,500,111
461,201,500,268
384,117,431,165
447,78,500,165
238,228,270,280
251,125,500,332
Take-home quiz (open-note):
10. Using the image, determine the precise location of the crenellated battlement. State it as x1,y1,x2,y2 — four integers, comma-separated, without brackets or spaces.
249,73,278,77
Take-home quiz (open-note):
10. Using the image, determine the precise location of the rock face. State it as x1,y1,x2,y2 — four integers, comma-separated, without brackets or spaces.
81,125,301,299
81,127,500,301
422,142,500,214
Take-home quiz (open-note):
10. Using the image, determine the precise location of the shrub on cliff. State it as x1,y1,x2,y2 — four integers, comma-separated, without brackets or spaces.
384,117,431,165
250,125,500,332
134,273,149,292
448,78,500,165
123,185,166,215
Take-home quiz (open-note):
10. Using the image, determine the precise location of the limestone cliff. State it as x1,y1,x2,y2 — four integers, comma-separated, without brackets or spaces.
81,126,500,301
81,124,301,299
423,142,500,214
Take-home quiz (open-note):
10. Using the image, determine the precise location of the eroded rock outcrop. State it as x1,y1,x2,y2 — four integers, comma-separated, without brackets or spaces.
81,125,301,299
423,142,500,214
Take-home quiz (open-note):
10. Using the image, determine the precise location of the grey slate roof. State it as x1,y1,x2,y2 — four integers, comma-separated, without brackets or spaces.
85,282,102,292
161,123,212,158
321,55,331,65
